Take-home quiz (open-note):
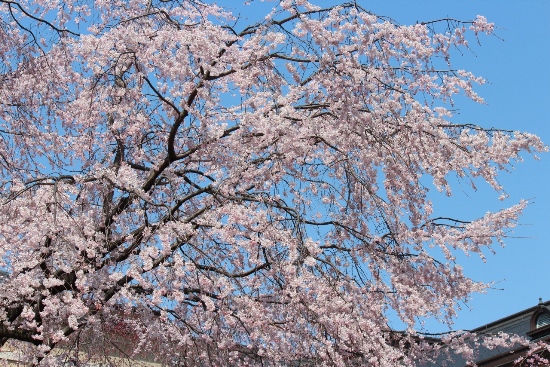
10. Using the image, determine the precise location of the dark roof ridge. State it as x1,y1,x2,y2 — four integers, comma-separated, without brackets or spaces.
472,299,550,333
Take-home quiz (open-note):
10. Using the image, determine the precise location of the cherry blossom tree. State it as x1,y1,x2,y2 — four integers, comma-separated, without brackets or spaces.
0,0,546,365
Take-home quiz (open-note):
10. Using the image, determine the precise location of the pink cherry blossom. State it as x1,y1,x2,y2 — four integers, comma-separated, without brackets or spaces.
0,1,546,366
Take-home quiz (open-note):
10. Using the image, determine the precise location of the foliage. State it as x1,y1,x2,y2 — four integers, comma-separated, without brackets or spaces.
0,0,545,365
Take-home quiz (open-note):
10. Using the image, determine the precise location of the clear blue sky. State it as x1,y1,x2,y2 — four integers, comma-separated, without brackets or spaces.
362,0,550,331
233,1,550,331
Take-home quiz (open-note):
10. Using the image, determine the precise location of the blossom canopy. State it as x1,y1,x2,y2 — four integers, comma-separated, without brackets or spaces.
0,0,546,366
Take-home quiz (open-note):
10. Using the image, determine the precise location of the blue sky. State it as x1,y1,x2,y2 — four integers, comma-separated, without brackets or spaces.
233,1,550,331
361,0,550,331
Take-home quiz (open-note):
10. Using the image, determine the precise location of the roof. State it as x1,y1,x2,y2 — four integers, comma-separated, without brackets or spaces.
471,299,550,333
